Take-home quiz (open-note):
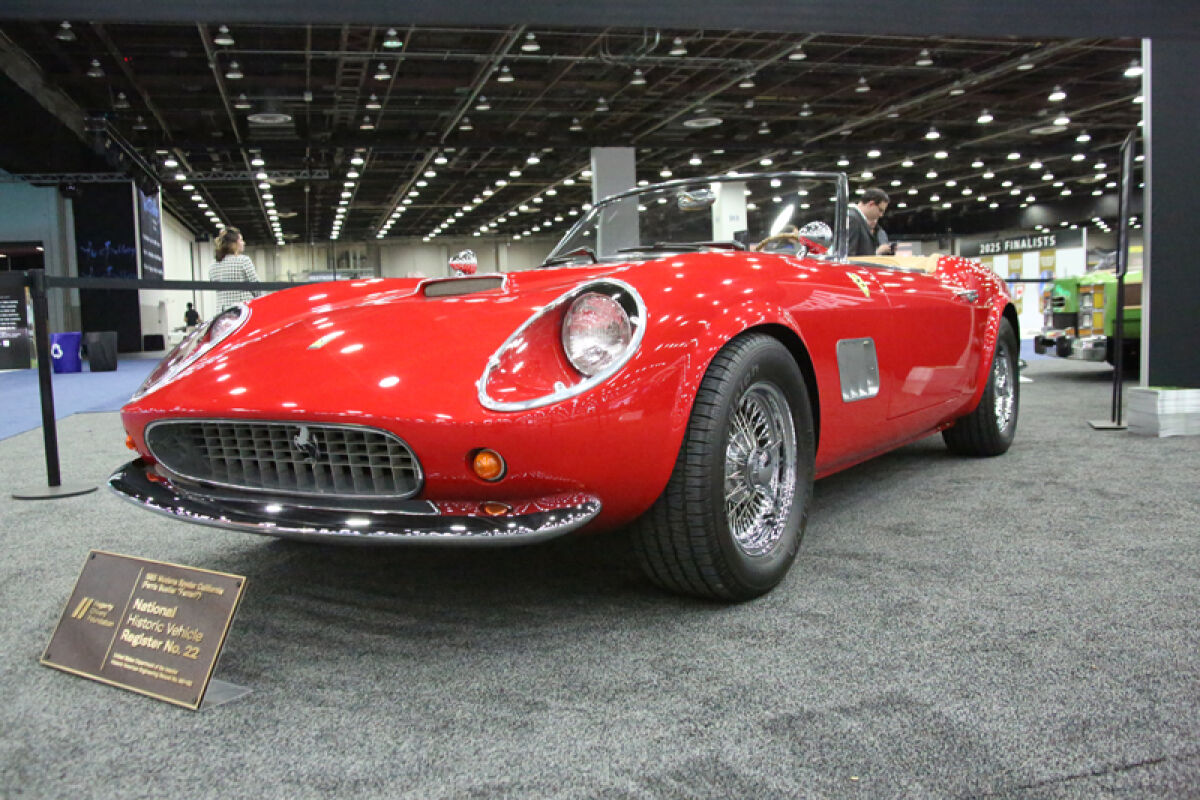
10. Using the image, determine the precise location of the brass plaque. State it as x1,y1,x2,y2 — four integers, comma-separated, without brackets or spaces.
41,551,246,710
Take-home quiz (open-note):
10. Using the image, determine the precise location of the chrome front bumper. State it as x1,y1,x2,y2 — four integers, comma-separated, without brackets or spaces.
108,459,602,546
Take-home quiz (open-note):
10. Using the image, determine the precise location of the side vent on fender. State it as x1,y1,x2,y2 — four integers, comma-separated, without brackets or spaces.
836,338,880,402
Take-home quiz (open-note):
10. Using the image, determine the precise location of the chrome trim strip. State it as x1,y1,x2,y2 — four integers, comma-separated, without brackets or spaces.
109,459,601,546
144,418,425,500
477,278,646,412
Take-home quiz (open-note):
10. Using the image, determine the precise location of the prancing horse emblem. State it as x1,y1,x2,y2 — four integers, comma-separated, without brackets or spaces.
292,426,321,462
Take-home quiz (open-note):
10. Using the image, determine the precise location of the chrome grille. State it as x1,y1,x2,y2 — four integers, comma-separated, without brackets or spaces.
145,420,421,498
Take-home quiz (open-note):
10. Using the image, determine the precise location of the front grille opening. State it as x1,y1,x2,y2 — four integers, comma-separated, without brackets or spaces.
146,421,421,498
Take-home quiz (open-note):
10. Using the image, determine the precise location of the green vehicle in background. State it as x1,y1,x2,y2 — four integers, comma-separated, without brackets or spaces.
1034,268,1142,366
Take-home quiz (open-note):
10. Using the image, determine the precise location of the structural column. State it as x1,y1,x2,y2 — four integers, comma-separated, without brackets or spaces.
1142,39,1200,389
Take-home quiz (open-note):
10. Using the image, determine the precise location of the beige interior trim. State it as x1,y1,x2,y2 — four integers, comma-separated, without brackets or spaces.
848,255,946,273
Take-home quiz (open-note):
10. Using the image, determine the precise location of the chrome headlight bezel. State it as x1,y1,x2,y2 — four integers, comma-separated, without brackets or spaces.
478,279,646,412
131,304,251,400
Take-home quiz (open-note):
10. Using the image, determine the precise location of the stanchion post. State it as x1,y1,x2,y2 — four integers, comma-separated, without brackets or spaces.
29,269,62,487
11,270,96,500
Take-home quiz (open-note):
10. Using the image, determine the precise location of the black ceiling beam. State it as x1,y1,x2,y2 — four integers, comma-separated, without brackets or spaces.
4,1,1198,40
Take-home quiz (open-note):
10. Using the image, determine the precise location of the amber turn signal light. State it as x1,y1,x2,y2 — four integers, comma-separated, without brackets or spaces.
472,449,506,481
125,435,136,450
482,501,512,516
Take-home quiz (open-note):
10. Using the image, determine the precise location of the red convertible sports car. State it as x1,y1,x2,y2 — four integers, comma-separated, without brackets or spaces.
110,172,1018,600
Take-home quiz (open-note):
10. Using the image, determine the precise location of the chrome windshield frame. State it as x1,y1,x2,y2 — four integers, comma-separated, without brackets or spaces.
546,170,850,264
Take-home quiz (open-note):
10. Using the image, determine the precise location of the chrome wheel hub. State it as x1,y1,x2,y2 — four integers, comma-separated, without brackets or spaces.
992,341,1015,431
724,382,797,557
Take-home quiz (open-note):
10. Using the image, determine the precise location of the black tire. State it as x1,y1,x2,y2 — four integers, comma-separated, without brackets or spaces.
631,334,815,601
1055,336,1072,359
942,318,1019,457
1033,338,1046,355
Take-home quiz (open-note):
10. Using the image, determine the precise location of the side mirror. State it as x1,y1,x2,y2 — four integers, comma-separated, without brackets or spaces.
797,221,833,252
449,249,478,276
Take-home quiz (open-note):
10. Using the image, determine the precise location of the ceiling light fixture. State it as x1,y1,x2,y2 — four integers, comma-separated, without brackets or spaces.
474,95,490,111
224,60,243,80
234,93,251,110
788,46,807,61
595,97,609,112
1076,131,1092,143
459,116,473,131
925,126,940,140
365,94,382,110
382,28,403,49
359,115,375,130
213,25,235,47
1048,85,1067,102
86,59,104,79
521,32,540,53
915,48,933,67
976,109,993,124
855,76,870,93
374,62,391,81
630,69,647,86
798,103,812,117
497,65,514,83
739,74,756,89
669,37,687,57
689,153,702,166
1053,114,1070,126
758,122,770,135
113,91,131,109
1124,60,1143,78
56,21,75,42
569,118,583,132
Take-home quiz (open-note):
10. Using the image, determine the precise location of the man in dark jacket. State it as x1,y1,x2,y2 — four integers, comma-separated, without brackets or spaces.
847,187,895,257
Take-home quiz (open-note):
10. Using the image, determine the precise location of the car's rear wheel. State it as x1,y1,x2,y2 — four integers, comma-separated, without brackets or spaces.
631,334,815,601
942,317,1019,456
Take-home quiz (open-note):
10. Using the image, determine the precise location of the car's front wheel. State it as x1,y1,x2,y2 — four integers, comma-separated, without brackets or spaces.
631,334,815,601
942,317,1019,456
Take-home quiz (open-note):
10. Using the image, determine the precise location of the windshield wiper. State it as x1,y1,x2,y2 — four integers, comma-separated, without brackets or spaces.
540,246,598,268
617,240,747,254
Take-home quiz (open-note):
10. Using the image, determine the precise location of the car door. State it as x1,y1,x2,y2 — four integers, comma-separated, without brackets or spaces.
865,265,978,421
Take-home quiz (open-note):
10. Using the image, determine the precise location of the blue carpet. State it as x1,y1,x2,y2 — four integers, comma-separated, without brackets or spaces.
0,356,159,440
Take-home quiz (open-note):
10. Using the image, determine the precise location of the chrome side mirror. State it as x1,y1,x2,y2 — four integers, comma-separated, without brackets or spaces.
797,221,833,251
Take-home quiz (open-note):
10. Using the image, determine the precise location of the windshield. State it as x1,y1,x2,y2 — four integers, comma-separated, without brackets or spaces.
547,171,848,263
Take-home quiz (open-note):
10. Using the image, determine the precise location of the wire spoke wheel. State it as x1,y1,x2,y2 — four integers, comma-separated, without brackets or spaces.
992,338,1015,430
723,382,797,557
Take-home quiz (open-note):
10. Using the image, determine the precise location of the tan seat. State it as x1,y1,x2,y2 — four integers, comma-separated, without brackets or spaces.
849,254,945,273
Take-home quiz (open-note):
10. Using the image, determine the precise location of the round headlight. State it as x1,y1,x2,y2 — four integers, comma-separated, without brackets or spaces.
561,292,633,377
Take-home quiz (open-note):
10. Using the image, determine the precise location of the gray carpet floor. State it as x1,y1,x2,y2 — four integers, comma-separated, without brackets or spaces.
1,357,1197,799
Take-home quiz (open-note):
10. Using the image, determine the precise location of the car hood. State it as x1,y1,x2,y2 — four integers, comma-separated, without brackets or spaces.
131,266,632,422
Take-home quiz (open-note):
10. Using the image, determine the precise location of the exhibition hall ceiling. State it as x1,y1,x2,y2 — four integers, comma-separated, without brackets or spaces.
0,22,1143,245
